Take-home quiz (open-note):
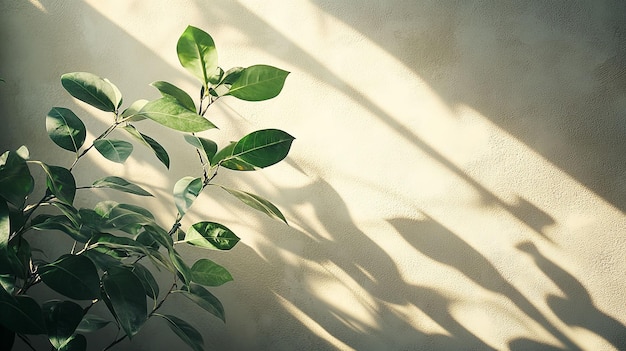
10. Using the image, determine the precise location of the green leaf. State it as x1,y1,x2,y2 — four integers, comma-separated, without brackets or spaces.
0,200,8,251
46,107,86,152
173,177,203,217
169,249,192,285
131,263,159,300
102,266,147,338
76,314,111,333
45,165,76,205
92,176,153,196
177,25,218,87
218,186,287,224
191,259,233,287
0,149,34,208
93,139,133,163
184,135,217,165
0,288,46,334
142,224,174,250
156,314,204,351
91,233,151,258
104,78,123,109
227,65,289,101
61,72,118,112
138,97,216,132
218,129,294,171
39,254,100,300
151,81,196,112
30,214,87,242
174,283,225,322
122,125,170,168
42,300,84,349
181,221,239,251
59,334,86,351
120,99,149,122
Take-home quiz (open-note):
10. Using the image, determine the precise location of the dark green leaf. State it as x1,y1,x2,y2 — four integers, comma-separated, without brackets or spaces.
93,139,133,163
184,135,217,165
76,314,111,333
3,237,31,279
43,164,76,205
0,324,15,350
59,334,86,351
102,266,147,338
122,125,170,168
0,149,34,208
219,129,294,171
0,199,8,251
151,81,196,112
30,214,87,242
0,288,46,334
173,177,203,217
227,65,289,101
191,259,233,287
91,233,150,258
92,176,153,196
169,249,192,285
181,221,239,250
120,99,149,122
218,186,287,224
61,72,118,112
46,107,86,152
42,300,84,349
103,203,155,234
142,224,173,250
138,97,216,132
174,283,225,322
177,25,218,87
131,263,159,299
39,254,100,300
156,314,204,351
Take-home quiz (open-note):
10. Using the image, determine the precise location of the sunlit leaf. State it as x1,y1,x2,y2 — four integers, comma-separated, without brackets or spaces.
102,266,147,338
173,177,203,217
93,139,133,163
191,259,233,287
177,25,218,87
218,129,294,171
227,65,289,101
61,72,117,112
39,254,100,300
92,176,153,196
151,81,196,112
217,186,287,224
122,125,170,168
182,221,239,250
138,97,216,132
184,135,217,165
46,107,86,152
174,283,225,322
42,300,83,349
104,78,123,109
120,99,149,122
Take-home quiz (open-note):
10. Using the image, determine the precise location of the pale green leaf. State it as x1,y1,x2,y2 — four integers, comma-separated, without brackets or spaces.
151,81,196,112
177,25,218,86
138,97,216,132
93,139,133,163
227,65,289,101
61,72,117,112
173,176,203,217
92,176,153,196
218,186,287,224
191,259,233,286
184,135,217,165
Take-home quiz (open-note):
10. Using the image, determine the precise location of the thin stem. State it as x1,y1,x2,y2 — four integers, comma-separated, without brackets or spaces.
149,280,177,317
70,120,119,171
102,334,127,351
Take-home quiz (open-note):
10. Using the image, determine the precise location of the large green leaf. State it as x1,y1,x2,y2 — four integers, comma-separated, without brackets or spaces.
191,259,233,287
155,313,204,351
218,186,287,224
0,149,34,208
0,288,46,334
42,300,84,350
93,139,133,163
92,176,153,197
76,314,111,333
177,25,218,87
122,125,170,168
173,177,203,217
227,65,289,101
174,283,225,322
151,81,196,112
138,97,216,132
102,266,147,338
184,135,217,165
46,165,76,205
218,129,294,171
61,72,118,112
120,99,149,122
46,107,86,152
131,263,159,300
182,221,239,251
38,254,100,300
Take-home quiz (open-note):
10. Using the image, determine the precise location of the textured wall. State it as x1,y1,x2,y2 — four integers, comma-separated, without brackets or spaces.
1,1,625,350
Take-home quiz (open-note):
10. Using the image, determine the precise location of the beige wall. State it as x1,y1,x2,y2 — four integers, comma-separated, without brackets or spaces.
1,1,625,350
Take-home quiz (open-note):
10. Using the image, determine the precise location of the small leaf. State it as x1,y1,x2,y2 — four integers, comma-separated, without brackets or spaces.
42,300,84,349
131,263,159,300
173,177,203,217
174,283,225,322
0,149,34,208
177,25,218,87
218,186,287,224
184,135,217,165
182,221,239,251
93,139,133,163
122,125,170,168
0,288,46,334
104,78,123,109
76,314,111,333
0,200,8,251
30,214,87,242
102,266,147,338
92,176,153,196
39,254,100,300
191,259,233,287
169,249,192,285
156,314,204,351
138,97,216,132
227,65,289,101
61,72,117,112
219,129,294,171
120,99,149,122
151,81,196,112
46,107,86,152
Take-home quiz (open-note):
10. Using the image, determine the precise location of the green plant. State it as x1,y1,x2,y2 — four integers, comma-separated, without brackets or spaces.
0,26,293,351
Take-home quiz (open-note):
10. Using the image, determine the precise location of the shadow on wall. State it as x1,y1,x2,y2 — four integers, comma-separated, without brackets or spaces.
310,0,626,213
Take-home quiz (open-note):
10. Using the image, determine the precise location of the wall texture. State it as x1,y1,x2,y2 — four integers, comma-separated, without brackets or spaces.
1,1,625,350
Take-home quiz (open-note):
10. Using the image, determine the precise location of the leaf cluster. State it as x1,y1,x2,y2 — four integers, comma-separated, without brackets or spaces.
0,26,293,351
